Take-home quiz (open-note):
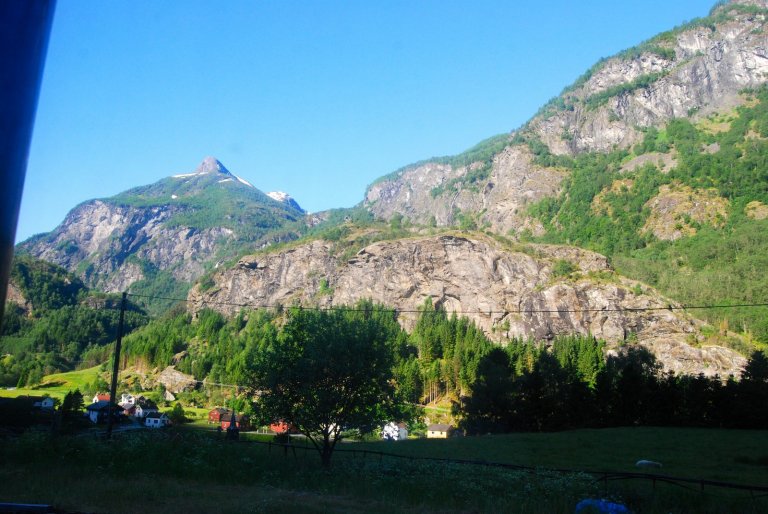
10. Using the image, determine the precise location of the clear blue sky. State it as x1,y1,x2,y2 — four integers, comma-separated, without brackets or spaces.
18,0,714,242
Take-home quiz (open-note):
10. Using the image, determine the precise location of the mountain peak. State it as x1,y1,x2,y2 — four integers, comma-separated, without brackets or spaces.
195,157,230,175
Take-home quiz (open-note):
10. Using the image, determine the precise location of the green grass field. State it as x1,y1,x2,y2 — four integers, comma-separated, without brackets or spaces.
1,426,766,513
0,365,102,400
349,427,768,485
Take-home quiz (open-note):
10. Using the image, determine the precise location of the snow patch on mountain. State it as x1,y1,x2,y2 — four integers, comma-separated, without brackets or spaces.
267,191,290,202
234,175,254,188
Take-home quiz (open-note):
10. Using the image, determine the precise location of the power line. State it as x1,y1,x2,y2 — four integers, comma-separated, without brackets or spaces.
125,291,768,316
173,375,240,389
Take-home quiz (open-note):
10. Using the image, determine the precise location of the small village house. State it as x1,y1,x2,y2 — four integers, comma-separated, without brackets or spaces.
0,396,54,429
85,400,123,424
133,398,159,419
426,423,453,439
118,392,137,415
208,407,230,424
92,393,110,404
221,413,250,431
381,421,408,441
144,411,170,428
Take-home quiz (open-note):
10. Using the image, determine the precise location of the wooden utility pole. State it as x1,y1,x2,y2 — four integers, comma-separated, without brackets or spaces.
106,292,127,439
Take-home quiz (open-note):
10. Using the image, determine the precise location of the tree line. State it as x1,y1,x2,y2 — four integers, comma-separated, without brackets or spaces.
458,345,768,434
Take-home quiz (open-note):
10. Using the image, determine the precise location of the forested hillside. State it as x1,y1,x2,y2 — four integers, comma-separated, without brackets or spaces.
119,299,606,409
119,299,768,432
526,86,768,345
0,255,147,387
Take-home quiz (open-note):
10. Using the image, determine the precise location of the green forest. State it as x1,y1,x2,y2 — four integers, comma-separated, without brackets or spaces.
0,255,147,387
116,299,768,432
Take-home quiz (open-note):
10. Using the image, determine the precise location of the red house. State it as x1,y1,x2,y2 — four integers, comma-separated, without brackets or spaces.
208,407,230,424
221,413,250,431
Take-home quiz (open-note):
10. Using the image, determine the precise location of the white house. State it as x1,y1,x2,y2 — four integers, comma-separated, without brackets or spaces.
426,423,453,438
144,412,170,428
120,393,136,406
31,396,55,410
381,422,408,441
134,399,159,419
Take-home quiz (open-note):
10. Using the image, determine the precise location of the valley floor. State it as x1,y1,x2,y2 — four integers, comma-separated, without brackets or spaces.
1,426,767,513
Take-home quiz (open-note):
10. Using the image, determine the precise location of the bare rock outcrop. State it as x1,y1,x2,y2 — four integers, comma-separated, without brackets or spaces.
745,200,768,219
156,366,196,393
533,2,768,155
5,282,30,313
189,235,745,377
366,146,565,235
642,183,729,241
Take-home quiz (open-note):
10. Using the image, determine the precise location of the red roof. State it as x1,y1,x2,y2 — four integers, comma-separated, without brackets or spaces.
269,421,296,434
95,393,110,402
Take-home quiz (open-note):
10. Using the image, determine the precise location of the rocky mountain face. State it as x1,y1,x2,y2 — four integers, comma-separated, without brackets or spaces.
19,157,307,299
5,282,29,313
188,234,745,377
364,0,768,233
366,145,563,235
183,1,767,378
533,1,768,156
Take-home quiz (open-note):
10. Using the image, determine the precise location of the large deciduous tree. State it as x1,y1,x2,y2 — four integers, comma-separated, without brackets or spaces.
249,301,403,467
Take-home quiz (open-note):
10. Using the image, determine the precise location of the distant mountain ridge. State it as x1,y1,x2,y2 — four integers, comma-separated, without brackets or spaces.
364,0,768,235
19,157,308,311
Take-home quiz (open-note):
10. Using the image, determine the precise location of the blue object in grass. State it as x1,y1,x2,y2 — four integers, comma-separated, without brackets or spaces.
575,498,630,513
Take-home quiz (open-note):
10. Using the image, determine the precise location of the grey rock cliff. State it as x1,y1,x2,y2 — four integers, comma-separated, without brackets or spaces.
366,146,563,235
534,3,768,156
5,281,29,313
189,235,745,377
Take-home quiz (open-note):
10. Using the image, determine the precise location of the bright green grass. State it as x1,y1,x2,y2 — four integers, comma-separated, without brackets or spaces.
0,366,102,400
176,406,210,420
